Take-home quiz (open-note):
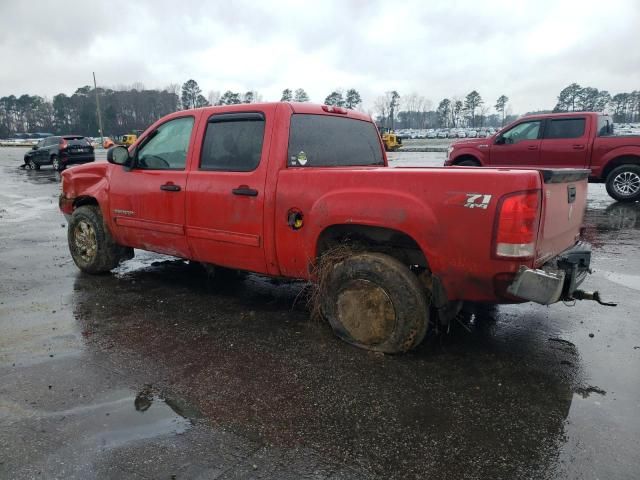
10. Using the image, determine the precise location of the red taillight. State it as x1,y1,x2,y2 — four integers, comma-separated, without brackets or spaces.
322,105,348,114
493,190,541,258
59,138,68,150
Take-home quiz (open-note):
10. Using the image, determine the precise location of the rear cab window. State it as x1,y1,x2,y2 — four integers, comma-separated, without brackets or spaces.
544,118,586,139
288,114,384,167
597,115,613,136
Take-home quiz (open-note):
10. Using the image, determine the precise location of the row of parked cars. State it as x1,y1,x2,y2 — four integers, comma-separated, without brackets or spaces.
396,127,499,139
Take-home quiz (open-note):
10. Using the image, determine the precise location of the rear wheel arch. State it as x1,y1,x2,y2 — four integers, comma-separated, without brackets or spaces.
316,224,429,269
601,155,640,180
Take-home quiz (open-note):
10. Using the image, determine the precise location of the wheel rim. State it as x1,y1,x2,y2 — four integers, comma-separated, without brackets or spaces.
29,160,36,169
612,171,640,197
336,279,396,345
52,158,59,169
73,220,97,263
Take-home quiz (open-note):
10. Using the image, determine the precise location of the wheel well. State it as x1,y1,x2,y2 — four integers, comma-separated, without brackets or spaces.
316,224,428,269
73,196,98,209
452,154,480,166
602,156,640,180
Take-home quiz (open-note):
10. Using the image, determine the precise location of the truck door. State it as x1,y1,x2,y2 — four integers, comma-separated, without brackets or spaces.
185,110,273,274
108,115,196,257
490,119,543,166
539,116,589,168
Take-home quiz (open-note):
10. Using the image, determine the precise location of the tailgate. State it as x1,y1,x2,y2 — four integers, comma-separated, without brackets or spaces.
535,169,589,267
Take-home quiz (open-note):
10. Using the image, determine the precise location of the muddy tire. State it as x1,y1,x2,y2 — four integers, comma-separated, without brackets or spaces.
51,156,63,172
68,205,132,274
606,165,640,202
320,252,429,353
28,159,40,170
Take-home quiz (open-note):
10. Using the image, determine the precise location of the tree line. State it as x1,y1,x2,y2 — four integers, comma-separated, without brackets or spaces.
376,91,514,130
1,79,638,138
553,83,640,123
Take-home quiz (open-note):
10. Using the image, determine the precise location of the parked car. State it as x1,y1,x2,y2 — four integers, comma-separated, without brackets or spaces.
427,130,437,139
23,135,94,171
59,102,601,354
437,130,448,138
445,112,640,202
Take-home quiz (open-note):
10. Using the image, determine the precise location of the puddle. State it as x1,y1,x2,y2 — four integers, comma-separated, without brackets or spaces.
5,387,194,450
91,389,192,449
112,251,183,276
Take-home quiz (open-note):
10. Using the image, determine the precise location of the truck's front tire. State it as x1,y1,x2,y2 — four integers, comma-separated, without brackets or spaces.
320,252,429,353
606,165,640,202
68,205,132,274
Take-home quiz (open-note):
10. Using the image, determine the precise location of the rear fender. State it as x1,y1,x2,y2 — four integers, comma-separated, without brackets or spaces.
599,146,640,179
306,188,441,270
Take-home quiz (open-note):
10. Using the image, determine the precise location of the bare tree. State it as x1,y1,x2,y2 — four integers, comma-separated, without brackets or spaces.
207,90,221,106
494,95,509,126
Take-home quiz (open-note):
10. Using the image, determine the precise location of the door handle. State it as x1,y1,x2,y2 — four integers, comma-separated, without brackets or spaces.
160,183,181,192
527,145,538,150
572,144,585,150
232,186,258,197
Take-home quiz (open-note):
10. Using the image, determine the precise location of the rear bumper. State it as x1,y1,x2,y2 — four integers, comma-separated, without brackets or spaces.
507,242,591,305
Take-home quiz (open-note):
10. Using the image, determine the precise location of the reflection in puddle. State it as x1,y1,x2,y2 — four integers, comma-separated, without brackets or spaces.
82,388,192,449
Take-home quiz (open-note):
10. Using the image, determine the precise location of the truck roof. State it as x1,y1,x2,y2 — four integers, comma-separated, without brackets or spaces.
182,101,373,122
522,111,607,120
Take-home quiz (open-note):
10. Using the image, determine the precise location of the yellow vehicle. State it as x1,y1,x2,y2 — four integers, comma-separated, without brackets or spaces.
118,134,138,146
379,128,402,152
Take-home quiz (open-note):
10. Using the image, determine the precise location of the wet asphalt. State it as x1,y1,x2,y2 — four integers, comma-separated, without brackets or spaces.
1,147,639,479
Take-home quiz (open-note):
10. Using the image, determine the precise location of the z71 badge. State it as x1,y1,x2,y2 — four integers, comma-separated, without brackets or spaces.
464,194,492,209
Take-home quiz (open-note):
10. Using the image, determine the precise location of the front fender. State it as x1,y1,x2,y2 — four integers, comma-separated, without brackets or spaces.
60,163,111,219
450,147,487,165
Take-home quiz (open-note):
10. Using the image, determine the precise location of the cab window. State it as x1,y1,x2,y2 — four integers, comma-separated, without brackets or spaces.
500,120,541,144
136,116,194,170
199,113,265,171
545,118,585,139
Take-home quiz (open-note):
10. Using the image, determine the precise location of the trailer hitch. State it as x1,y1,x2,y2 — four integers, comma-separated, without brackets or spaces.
571,289,617,307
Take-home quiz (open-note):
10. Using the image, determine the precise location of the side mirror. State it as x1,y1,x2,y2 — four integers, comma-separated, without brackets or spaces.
495,136,505,145
107,146,130,166
32,145,38,150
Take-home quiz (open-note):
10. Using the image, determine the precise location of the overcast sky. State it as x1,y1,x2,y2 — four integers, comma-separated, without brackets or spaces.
1,0,638,114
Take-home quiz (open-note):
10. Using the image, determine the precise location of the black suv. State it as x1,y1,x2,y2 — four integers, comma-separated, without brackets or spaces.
24,136,95,171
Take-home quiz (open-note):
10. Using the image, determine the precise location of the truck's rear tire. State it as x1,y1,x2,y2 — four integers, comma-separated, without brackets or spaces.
606,164,640,202
320,252,429,353
68,205,132,274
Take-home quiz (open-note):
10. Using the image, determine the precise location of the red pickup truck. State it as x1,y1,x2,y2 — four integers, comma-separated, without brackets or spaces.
60,102,598,353
445,112,640,202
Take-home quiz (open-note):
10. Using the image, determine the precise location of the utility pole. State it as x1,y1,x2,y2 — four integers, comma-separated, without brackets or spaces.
93,72,104,146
